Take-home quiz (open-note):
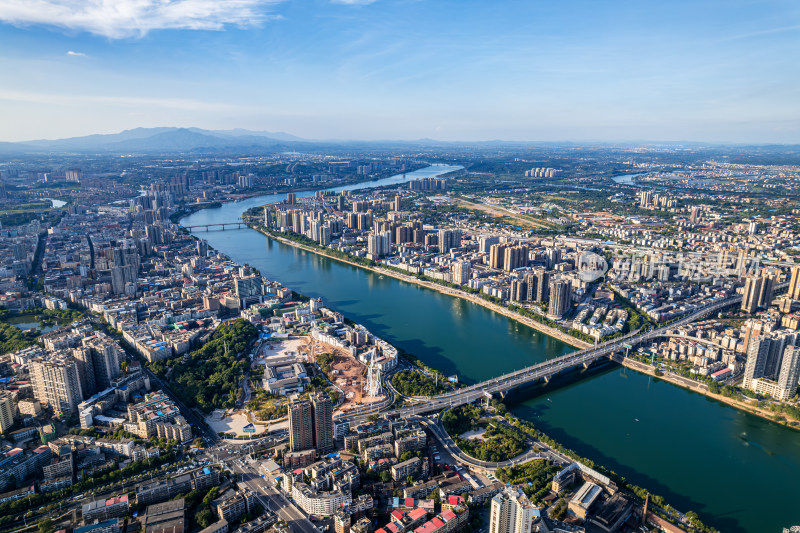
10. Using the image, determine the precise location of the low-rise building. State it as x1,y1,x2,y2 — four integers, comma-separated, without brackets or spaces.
82,495,130,523
198,520,229,533
142,499,186,533
215,488,255,523
391,457,421,482
74,519,121,533
291,482,351,517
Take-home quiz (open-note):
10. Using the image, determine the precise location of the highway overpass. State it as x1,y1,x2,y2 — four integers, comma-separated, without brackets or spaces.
343,283,788,422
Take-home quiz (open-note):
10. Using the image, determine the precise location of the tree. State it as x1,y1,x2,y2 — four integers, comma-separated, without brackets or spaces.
196,508,214,529
38,518,54,533
202,486,220,507
380,471,392,483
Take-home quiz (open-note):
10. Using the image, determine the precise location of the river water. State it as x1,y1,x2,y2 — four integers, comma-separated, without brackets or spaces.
611,172,648,186
182,166,800,533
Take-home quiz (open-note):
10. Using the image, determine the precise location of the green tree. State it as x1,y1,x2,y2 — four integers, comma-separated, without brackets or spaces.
38,518,54,533
196,508,214,529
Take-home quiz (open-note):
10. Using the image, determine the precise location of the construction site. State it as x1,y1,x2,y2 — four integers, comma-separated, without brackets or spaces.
301,336,387,414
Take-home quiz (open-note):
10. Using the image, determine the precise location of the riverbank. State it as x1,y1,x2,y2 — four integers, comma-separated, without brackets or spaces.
249,224,591,350
178,170,800,533
253,222,800,436
621,357,800,432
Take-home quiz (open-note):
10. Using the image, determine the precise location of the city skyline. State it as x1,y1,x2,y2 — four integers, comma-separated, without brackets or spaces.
1,0,799,143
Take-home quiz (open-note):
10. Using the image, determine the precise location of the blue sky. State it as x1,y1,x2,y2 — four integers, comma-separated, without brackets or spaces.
0,0,798,142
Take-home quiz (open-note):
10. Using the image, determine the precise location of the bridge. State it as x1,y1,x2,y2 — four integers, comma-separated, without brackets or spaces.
184,221,245,231
342,281,788,422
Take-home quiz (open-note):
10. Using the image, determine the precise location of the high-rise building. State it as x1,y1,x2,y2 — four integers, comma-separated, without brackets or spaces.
544,248,561,270
503,245,528,272
639,190,653,208
489,243,508,270
743,332,800,400
479,235,500,254
510,279,526,302
533,269,550,303
289,393,333,452
320,225,332,246
31,357,85,415
741,274,774,314
523,272,537,302
72,346,97,396
288,399,314,452
0,391,15,433
65,170,82,183
235,276,262,299
367,232,391,259
311,392,334,452
357,213,372,231
789,266,800,301
776,346,800,401
451,261,471,285
547,279,571,319
310,220,322,242
78,338,122,392
489,487,537,533
395,226,413,244
438,229,461,253
111,266,126,295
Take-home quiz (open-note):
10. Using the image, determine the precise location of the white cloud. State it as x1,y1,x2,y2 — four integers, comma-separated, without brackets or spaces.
0,0,284,39
66,50,86,56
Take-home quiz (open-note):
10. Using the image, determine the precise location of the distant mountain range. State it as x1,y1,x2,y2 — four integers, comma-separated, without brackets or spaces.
0,127,308,154
2,128,797,155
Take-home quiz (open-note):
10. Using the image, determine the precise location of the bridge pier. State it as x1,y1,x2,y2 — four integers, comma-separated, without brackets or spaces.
582,361,590,370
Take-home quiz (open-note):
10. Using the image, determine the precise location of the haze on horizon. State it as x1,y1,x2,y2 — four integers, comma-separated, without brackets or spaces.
0,0,798,144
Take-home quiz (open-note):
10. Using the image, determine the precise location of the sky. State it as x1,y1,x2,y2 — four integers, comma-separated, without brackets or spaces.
0,0,799,143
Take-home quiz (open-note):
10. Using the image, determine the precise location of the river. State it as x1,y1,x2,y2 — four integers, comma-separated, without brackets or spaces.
45,198,67,208
611,172,649,186
181,166,800,533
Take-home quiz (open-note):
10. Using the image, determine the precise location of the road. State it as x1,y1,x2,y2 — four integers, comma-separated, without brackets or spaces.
417,417,567,473
144,367,219,444
231,459,319,533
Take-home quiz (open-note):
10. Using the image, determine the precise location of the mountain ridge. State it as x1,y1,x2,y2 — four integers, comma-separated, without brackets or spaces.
0,127,308,154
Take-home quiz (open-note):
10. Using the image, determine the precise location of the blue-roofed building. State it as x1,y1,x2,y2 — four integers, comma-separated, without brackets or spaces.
74,519,120,533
